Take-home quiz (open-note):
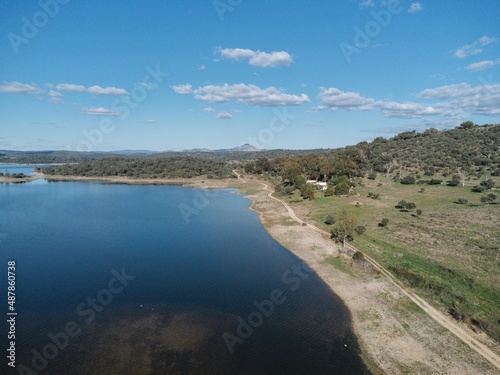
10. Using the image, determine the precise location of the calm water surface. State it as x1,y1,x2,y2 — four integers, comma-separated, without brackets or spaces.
0,174,370,374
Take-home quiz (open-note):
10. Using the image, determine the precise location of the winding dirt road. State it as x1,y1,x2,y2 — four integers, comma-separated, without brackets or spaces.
233,170,500,370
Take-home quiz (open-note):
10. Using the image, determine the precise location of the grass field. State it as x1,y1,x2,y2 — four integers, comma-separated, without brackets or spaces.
290,175,500,342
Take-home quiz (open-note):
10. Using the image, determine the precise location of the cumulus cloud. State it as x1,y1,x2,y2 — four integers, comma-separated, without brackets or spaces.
81,107,122,116
317,83,500,118
216,111,232,119
317,87,377,111
171,84,193,94
408,2,423,13
48,90,63,104
203,107,215,113
172,83,309,106
55,83,86,92
453,35,496,58
466,59,499,71
217,48,293,68
0,81,44,95
53,83,128,95
87,85,129,96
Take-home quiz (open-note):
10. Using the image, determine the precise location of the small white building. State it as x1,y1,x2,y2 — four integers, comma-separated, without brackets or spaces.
306,180,328,191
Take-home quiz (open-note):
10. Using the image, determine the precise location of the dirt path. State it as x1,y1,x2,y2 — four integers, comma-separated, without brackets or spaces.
233,171,500,370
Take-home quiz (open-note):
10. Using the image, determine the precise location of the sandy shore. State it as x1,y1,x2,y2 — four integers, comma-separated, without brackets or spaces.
5,172,500,374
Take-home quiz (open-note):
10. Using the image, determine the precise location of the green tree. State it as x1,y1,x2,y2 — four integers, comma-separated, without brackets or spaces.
330,210,357,248
303,184,315,200
334,181,350,196
323,186,334,197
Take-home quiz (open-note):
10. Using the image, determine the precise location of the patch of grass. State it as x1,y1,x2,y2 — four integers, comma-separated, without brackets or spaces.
324,256,356,276
300,175,500,342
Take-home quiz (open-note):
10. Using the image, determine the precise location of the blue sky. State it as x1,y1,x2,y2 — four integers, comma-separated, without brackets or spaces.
0,0,499,151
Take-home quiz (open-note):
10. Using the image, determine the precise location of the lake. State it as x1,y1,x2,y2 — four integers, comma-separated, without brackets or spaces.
0,168,369,374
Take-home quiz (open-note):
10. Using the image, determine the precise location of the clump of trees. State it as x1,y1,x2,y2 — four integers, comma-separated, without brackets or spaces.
42,157,235,179
395,200,417,211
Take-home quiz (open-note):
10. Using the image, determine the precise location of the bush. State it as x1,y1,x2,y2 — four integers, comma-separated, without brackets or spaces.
352,251,365,261
323,186,334,197
324,215,335,225
447,175,461,186
355,225,366,235
428,179,443,185
471,185,486,193
416,209,423,216
367,192,380,199
480,193,498,204
378,218,389,227
334,181,350,196
456,198,468,205
400,175,416,184
368,172,377,180
480,179,495,189
395,200,408,209
419,187,425,193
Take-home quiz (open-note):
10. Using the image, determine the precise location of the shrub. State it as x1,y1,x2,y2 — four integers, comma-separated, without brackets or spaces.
378,218,389,227
480,179,495,189
456,198,468,205
355,225,366,235
480,193,498,204
367,192,380,199
405,202,416,210
428,179,443,185
471,185,486,193
447,175,461,186
334,181,350,196
323,186,334,197
395,200,408,209
419,188,425,193
368,172,377,180
352,251,365,261
416,209,423,216
400,175,416,184
324,215,335,225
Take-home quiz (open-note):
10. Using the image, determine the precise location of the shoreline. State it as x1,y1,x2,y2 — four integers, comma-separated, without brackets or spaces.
3,173,499,373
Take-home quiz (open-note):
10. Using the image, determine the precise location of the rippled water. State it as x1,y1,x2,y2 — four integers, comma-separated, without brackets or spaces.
0,172,369,374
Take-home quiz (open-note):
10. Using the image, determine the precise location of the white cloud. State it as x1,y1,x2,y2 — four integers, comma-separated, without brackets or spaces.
53,83,128,95
218,48,293,68
317,87,377,110
216,111,232,119
249,51,293,68
171,84,193,94
194,84,309,106
198,64,207,71
48,90,63,104
0,81,43,95
87,85,129,96
317,83,500,118
408,2,423,13
81,107,122,116
173,83,309,106
453,35,496,58
55,83,86,92
466,60,497,71
140,119,156,123
203,107,215,113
